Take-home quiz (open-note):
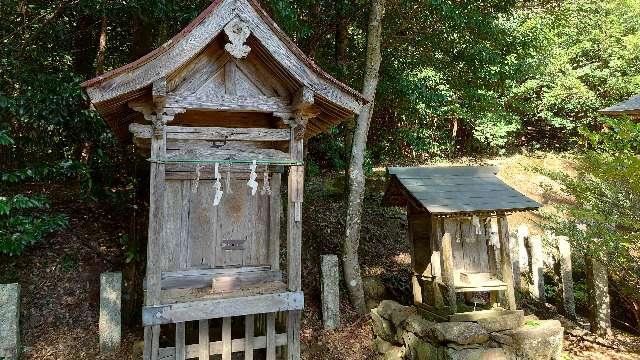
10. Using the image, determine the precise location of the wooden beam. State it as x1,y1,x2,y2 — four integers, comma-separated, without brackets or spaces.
129,124,290,142
142,292,304,326
164,94,291,113
152,269,282,291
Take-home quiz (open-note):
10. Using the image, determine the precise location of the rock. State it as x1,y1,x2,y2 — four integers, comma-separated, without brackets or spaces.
444,346,508,360
367,299,381,310
363,276,386,300
476,312,524,333
402,314,438,338
374,337,396,354
384,345,408,360
391,305,417,327
131,340,145,359
378,300,405,320
431,322,489,345
403,332,440,360
0,283,20,360
489,332,513,345
501,319,564,360
372,308,398,343
523,314,539,322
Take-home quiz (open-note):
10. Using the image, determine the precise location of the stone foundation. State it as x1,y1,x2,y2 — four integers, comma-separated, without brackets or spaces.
371,300,564,360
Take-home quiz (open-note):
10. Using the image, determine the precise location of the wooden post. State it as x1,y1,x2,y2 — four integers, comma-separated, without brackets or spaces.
497,215,517,310
585,256,612,336
99,272,122,353
144,118,166,360
557,236,576,320
441,218,458,313
527,235,545,301
286,118,304,360
245,315,254,360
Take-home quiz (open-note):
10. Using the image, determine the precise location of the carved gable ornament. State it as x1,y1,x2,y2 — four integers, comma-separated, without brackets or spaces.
224,19,251,59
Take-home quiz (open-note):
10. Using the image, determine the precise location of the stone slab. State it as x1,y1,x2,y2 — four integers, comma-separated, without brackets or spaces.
99,272,122,353
321,255,340,330
0,283,20,359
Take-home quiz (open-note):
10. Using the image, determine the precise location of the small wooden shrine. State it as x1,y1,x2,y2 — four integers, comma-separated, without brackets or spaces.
383,167,540,314
81,1,366,359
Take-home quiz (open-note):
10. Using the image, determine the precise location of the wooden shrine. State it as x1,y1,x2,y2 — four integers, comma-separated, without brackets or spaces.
383,167,540,314
81,1,366,359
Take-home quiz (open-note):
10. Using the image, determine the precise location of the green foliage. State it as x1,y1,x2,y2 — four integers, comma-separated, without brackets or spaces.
541,116,640,303
0,194,69,256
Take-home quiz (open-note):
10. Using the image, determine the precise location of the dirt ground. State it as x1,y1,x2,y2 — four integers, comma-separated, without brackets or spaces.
1,152,639,359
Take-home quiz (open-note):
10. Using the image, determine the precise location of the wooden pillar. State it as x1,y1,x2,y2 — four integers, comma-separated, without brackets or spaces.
585,256,611,336
497,215,517,310
527,235,545,301
557,236,576,320
286,118,304,360
441,218,457,313
144,118,166,360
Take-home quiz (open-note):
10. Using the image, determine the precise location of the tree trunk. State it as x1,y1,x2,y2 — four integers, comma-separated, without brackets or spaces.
95,16,108,76
342,0,385,315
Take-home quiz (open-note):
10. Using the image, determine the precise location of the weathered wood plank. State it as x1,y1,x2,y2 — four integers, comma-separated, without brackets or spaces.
269,173,282,270
157,333,288,359
198,319,209,360
156,269,282,291
130,123,291,141
165,94,291,113
175,322,186,360
266,313,276,360
497,215,517,310
143,292,304,326
222,317,232,360
245,315,255,360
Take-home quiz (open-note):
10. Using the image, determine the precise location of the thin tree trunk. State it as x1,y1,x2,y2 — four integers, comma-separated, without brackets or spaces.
343,0,385,315
95,16,108,76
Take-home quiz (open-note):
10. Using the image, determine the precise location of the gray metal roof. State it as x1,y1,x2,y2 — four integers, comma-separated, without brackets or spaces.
385,166,540,215
600,94,640,115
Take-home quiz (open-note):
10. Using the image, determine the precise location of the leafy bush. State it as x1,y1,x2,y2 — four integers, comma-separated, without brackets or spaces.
0,131,69,255
0,194,68,255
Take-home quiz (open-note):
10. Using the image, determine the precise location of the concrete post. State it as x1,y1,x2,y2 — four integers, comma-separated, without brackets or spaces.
585,256,612,336
527,235,546,302
0,283,20,359
321,255,340,329
557,236,576,320
99,272,122,353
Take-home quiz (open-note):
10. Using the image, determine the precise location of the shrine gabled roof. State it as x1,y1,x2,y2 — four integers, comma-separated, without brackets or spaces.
383,166,541,215
599,94,640,116
81,0,367,139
